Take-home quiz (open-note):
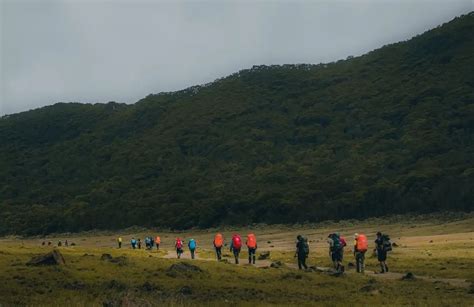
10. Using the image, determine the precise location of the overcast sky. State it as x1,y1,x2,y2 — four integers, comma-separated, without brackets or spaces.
1,0,472,115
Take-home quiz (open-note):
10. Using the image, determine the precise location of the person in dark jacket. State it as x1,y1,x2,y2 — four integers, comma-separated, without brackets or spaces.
375,232,389,273
295,235,309,270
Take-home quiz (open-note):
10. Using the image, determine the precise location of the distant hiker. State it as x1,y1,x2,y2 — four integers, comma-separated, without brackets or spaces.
65,240,68,247
295,235,309,270
117,237,122,248
213,233,224,260
48,241,52,246
155,236,161,250
246,233,257,264
353,233,368,273
145,237,151,249
230,234,242,264
188,238,197,259
58,241,62,247
375,232,392,273
41,241,45,246
131,237,137,249
175,238,184,258
138,238,142,249
328,233,344,272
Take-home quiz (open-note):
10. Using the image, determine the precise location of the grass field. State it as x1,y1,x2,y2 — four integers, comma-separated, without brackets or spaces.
1,213,473,306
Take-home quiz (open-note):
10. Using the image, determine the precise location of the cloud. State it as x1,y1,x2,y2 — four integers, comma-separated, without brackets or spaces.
1,0,472,115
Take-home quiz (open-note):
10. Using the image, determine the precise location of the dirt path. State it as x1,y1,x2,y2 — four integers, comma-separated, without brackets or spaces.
161,249,470,289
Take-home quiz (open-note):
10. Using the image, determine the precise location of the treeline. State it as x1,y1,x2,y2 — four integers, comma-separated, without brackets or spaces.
0,13,473,235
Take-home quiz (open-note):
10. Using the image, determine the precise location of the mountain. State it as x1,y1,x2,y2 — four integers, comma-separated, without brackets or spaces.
1,13,473,235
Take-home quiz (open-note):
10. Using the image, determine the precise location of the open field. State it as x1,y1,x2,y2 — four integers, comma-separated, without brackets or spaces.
1,214,473,306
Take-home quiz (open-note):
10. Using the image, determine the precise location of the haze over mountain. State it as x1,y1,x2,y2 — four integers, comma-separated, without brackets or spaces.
2,1,472,115
0,13,473,235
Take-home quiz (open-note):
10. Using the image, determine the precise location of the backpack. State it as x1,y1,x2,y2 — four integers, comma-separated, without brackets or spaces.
247,233,257,249
356,234,368,252
382,235,392,252
155,236,161,244
176,239,183,249
189,239,196,250
131,239,137,245
301,237,309,256
331,234,341,250
340,236,347,247
214,233,223,248
232,235,242,249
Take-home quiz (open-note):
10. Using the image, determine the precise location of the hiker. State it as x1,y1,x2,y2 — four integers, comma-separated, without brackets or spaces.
42,241,45,246
117,237,122,248
375,232,391,273
58,241,62,247
155,236,161,250
188,238,197,259
48,241,52,246
145,237,151,250
175,237,184,258
213,233,224,260
295,235,309,270
138,238,142,249
131,237,137,249
230,234,242,264
328,233,344,272
246,233,257,264
65,240,68,247
353,233,368,273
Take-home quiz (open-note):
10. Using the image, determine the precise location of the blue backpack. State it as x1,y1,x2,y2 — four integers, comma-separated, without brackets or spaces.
189,239,196,250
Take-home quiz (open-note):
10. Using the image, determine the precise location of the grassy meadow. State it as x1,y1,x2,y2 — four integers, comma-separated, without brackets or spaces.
0,214,473,306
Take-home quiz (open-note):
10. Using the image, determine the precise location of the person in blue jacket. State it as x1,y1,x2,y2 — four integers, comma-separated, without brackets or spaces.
188,238,197,259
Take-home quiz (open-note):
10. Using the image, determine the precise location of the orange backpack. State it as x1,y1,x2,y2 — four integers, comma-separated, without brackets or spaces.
356,234,368,252
214,233,223,248
247,233,257,249
155,236,161,244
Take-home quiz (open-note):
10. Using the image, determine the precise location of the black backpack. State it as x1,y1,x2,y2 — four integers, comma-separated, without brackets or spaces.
301,237,310,256
382,235,392,252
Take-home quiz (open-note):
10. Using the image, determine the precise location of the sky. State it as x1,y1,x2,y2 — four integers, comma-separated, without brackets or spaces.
1,0,472,115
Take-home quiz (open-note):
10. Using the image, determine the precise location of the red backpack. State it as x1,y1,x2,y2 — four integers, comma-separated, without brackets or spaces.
176,238,183,249
232,235,242,249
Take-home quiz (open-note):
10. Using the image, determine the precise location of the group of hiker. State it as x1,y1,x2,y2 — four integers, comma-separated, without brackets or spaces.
115,231,392,273
318,231,391,274
118,236,161,250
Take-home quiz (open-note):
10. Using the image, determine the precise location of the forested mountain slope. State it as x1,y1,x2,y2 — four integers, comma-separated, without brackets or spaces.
1,13,473,235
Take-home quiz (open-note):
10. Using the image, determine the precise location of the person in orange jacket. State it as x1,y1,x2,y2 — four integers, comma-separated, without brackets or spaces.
155,236,161,250
246,233,257,264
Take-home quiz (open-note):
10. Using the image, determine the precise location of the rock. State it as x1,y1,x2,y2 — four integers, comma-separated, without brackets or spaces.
104,280,127,291
179,286,192,295
139,282,157,292
281,272,303,280
258,251,270,260
392,242,399,247
270,261,284,268
82,253,94,257
359,285,377,292
429,240,433,243
70,243,76,246
168,262,203,273
63,281,86,290
219,259,230,264
27,249,65,266
402,272,416,280
348,262,355,267
109,256,128,266
267,241,272,244
100,254,113,261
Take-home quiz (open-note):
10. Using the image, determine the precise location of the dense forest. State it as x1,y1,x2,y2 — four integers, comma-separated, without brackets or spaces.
1,13,473,235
